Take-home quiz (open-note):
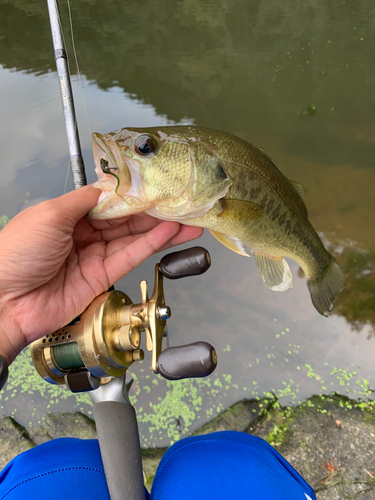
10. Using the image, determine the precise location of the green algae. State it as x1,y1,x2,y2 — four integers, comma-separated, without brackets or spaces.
266,420,291,446
0,215,9,228
299,104,317,117
3,346,375,448
132,374,237,445
1,348,91,410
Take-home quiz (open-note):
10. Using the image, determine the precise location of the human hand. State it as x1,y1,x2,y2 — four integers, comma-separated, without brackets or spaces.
0,185,203,364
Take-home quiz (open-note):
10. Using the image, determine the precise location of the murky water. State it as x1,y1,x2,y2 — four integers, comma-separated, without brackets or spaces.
1,0,375,447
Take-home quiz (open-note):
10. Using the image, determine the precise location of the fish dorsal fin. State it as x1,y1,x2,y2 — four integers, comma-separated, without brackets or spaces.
288,179,306,202
219,199,264,221
209,230,250,257
254,252,293,292
253,144,273,161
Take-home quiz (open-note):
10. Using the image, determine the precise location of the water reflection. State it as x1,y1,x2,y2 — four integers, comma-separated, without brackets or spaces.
2,0,375,166
335,248,375,334
0,0,375,446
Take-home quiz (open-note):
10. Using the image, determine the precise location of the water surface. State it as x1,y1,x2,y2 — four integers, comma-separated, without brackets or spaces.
1,0,375,446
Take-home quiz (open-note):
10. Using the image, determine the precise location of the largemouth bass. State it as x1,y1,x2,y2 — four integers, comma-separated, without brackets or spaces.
89,126,346,317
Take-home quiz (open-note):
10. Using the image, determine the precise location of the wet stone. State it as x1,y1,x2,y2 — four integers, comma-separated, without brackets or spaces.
141,447,167,491
253,395,375,500
45,411,97,440
0,417,35,469
191,398,267,436
27,426,53,446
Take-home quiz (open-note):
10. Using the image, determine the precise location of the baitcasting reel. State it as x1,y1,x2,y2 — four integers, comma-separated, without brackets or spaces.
31,247,217,393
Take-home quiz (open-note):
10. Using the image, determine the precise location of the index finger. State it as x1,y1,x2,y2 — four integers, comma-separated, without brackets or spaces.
103,221,181,284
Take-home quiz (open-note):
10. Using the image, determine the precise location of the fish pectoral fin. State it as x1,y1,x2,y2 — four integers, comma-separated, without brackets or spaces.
288,179,306,203
219,199,264,221
254,252,293,292
209,230,250,257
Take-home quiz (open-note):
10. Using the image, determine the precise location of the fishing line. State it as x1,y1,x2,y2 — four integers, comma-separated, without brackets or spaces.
63,159,70,195
61,0,92,193
66,0,92,136
58,3,73,194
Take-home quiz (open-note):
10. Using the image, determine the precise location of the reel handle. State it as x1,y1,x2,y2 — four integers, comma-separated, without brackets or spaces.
159,247,211,280
157,342,217,380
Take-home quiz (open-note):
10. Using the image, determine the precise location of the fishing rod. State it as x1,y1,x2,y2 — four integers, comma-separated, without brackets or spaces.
45,2,149,498
31,246,216,500
46,0,87,189
40,4,218,500
0,0,85,400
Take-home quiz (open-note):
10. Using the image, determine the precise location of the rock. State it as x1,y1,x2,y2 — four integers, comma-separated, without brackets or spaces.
27,425,53,446
45,411,97,440
141,447,167,491
0,417,34,469
191,398,268,436
253,394,375,499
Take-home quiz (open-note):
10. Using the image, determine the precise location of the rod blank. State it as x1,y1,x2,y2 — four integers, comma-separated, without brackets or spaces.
47,0,87,189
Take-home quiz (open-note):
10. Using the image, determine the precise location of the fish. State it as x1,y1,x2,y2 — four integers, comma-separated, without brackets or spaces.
88,126,346,317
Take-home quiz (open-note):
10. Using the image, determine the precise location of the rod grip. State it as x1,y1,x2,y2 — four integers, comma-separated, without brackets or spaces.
157,342,217,380
93,402,146,500
159,247,211,280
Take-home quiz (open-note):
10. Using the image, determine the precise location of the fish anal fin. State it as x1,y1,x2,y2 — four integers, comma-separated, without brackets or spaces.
288,179,306,202
209,230,250,257
219,199,264,221
254,252,293,292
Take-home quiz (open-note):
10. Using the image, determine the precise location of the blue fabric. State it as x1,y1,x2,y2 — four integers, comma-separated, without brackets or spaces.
0,438,114,500
151,431,316,500
0,433,315,500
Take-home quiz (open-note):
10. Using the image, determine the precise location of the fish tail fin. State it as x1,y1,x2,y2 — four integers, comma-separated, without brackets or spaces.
307,257,346,317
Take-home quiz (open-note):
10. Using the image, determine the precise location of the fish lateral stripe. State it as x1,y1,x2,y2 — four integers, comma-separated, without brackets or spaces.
250,186,262,199
278,212,286,226
270,205,281,221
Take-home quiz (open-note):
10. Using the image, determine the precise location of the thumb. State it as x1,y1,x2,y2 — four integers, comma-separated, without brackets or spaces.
51,184,102,223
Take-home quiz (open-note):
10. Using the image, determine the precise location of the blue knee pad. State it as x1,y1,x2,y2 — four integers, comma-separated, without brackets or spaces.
151,431,316,500
0,432,315,500
0,438,114,500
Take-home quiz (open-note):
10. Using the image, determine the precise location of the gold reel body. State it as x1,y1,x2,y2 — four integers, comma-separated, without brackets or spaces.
31,290,140,387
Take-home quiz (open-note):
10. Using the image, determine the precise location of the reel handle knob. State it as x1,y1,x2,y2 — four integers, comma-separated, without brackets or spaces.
159,247,211,280
157,341,217,380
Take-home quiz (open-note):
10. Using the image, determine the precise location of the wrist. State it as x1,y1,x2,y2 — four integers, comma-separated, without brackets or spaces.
0,300,25,365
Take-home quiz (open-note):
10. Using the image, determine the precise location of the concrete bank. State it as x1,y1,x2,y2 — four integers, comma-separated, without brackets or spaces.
1,394,375,498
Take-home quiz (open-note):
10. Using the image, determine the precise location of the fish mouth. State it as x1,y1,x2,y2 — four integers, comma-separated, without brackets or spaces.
92,133,124,195
88,133,149,219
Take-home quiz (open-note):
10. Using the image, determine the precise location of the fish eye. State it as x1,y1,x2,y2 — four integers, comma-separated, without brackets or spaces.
134,135,157,157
